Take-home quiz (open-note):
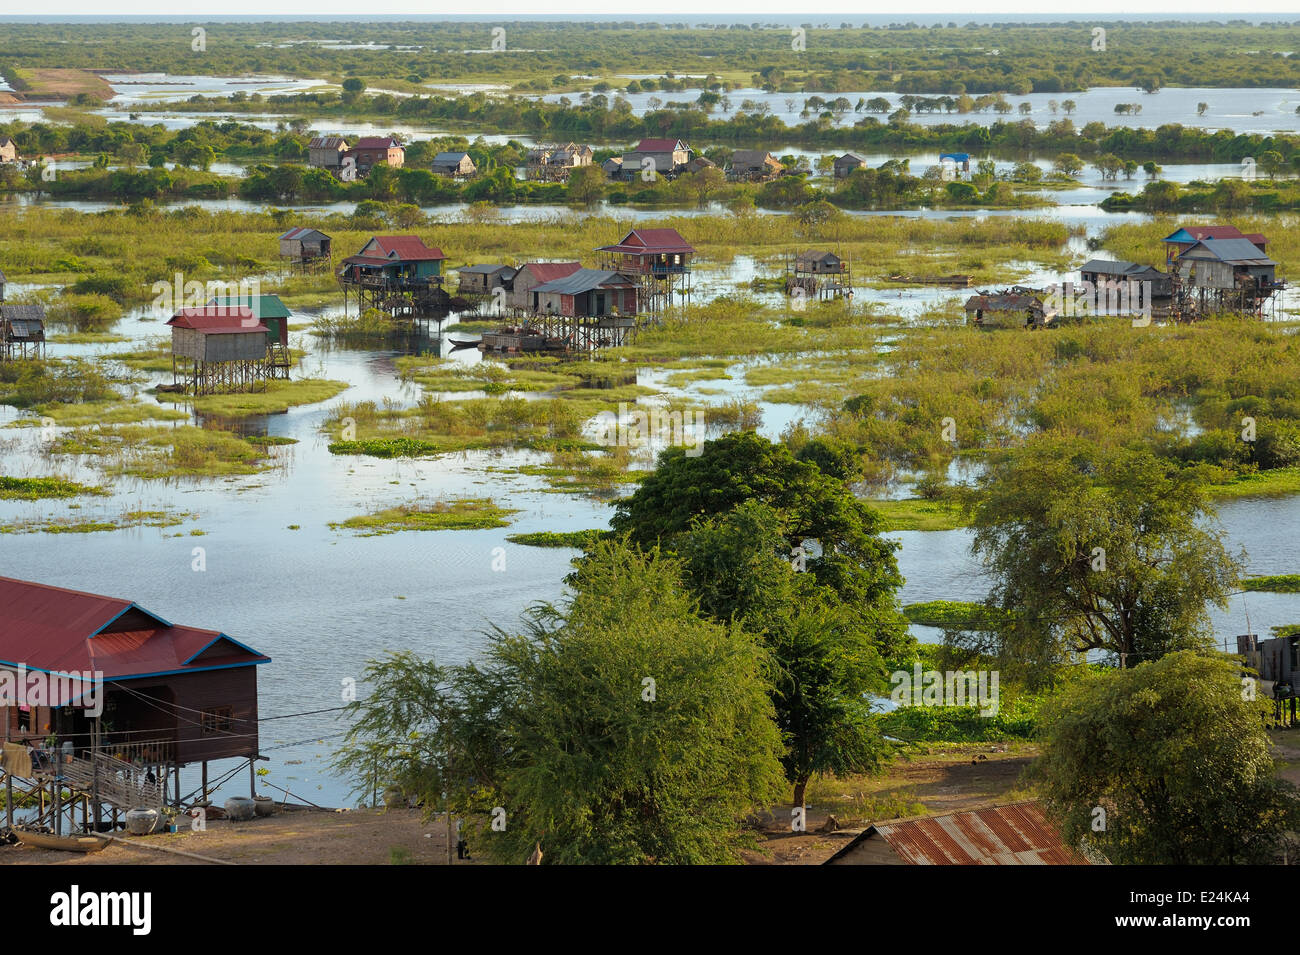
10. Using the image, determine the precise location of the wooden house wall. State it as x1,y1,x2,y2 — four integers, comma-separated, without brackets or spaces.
1180,256,1236,289
201,330,269,363
511,267,550,309
171,327,205,362
167,666,260,763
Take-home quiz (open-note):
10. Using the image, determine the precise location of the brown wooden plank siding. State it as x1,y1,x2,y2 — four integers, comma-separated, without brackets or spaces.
163,666,260,763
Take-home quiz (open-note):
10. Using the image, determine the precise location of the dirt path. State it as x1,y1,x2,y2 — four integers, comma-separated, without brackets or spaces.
2,747,1033,866
743,747,1035,865
1,807,465,866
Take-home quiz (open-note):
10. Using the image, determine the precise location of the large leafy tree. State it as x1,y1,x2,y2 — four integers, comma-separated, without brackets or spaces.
677,502,894,807
966,437,1240,672
611,430,908,656
336,538,786,865
1036,651,1300,865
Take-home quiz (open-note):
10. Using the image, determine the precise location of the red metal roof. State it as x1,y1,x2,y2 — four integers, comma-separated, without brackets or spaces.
1184,226,1245,241
519,261,582,282
360,236,446,261
827,802,1091,865
1168,226,1266,248
598,228,696,255
636,138,686,152
166,306,268,335
0,576,269,684
353,137,402,150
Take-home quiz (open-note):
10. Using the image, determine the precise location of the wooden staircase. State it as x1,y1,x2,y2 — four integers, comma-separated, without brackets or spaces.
58,753,164,813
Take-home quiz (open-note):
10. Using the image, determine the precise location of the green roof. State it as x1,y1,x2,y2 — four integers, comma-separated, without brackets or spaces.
208,294,291,320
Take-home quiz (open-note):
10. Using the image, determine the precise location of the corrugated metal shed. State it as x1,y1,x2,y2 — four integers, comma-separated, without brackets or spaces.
532,268,636,295
1184,237,1276,266
2,304,46,340
279,227,330,244
825,802,1093,865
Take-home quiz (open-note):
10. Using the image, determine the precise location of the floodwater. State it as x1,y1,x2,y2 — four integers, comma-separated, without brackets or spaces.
3,106,1300,804
6,294,1298,806
541,85,1300,135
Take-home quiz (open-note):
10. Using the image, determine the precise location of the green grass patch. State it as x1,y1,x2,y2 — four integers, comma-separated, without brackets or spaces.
330,497,519,535
868,498,968,532
52,424,277,479
903,600,1010,630
20,400,188,427
1206,467,1300,499
0,508,196,535
0,475,107,500
174,379,349,417
48,331,131,344
506,529,607,548
1242,574,1300,594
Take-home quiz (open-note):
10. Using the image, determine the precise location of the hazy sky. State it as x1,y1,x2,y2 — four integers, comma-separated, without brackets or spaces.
13,3,1300,18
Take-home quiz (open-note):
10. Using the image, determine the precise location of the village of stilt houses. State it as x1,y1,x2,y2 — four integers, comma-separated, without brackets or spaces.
0,16,1299,903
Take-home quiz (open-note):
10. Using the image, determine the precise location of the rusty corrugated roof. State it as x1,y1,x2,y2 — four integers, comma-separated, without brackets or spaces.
826,802,1091,865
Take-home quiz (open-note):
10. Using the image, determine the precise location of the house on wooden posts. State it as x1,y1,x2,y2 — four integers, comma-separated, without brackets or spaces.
457,264,517,296
431,151,477,178
338,235,449,317
278,227,332,270
824,802,1095,865
0,138,17,164
510,261,582,310
167,306,274,394
307,135,349,172
621,138,690,179
528,269,639,350
0,575,269,824
685,156,717,175
727,150,783,182
597,228,695,319
1172,238,1281,317
1,304,46,361
787,249,852,301
529,268,637,318
1079,259,1173,300
833,152,868,179
1163,225,1267,268
208,293,292,379
345,137,404,175
1176,238,1277,291
526,143,593,181
601,156,624,178
965,288,1055,329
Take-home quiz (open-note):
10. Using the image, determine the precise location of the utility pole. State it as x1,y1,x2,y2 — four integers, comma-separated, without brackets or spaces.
91,718,101,833
444,717,453,866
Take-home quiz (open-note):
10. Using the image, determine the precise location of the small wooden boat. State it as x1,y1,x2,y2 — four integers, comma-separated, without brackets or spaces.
14,828,110,853
449,338,480,350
